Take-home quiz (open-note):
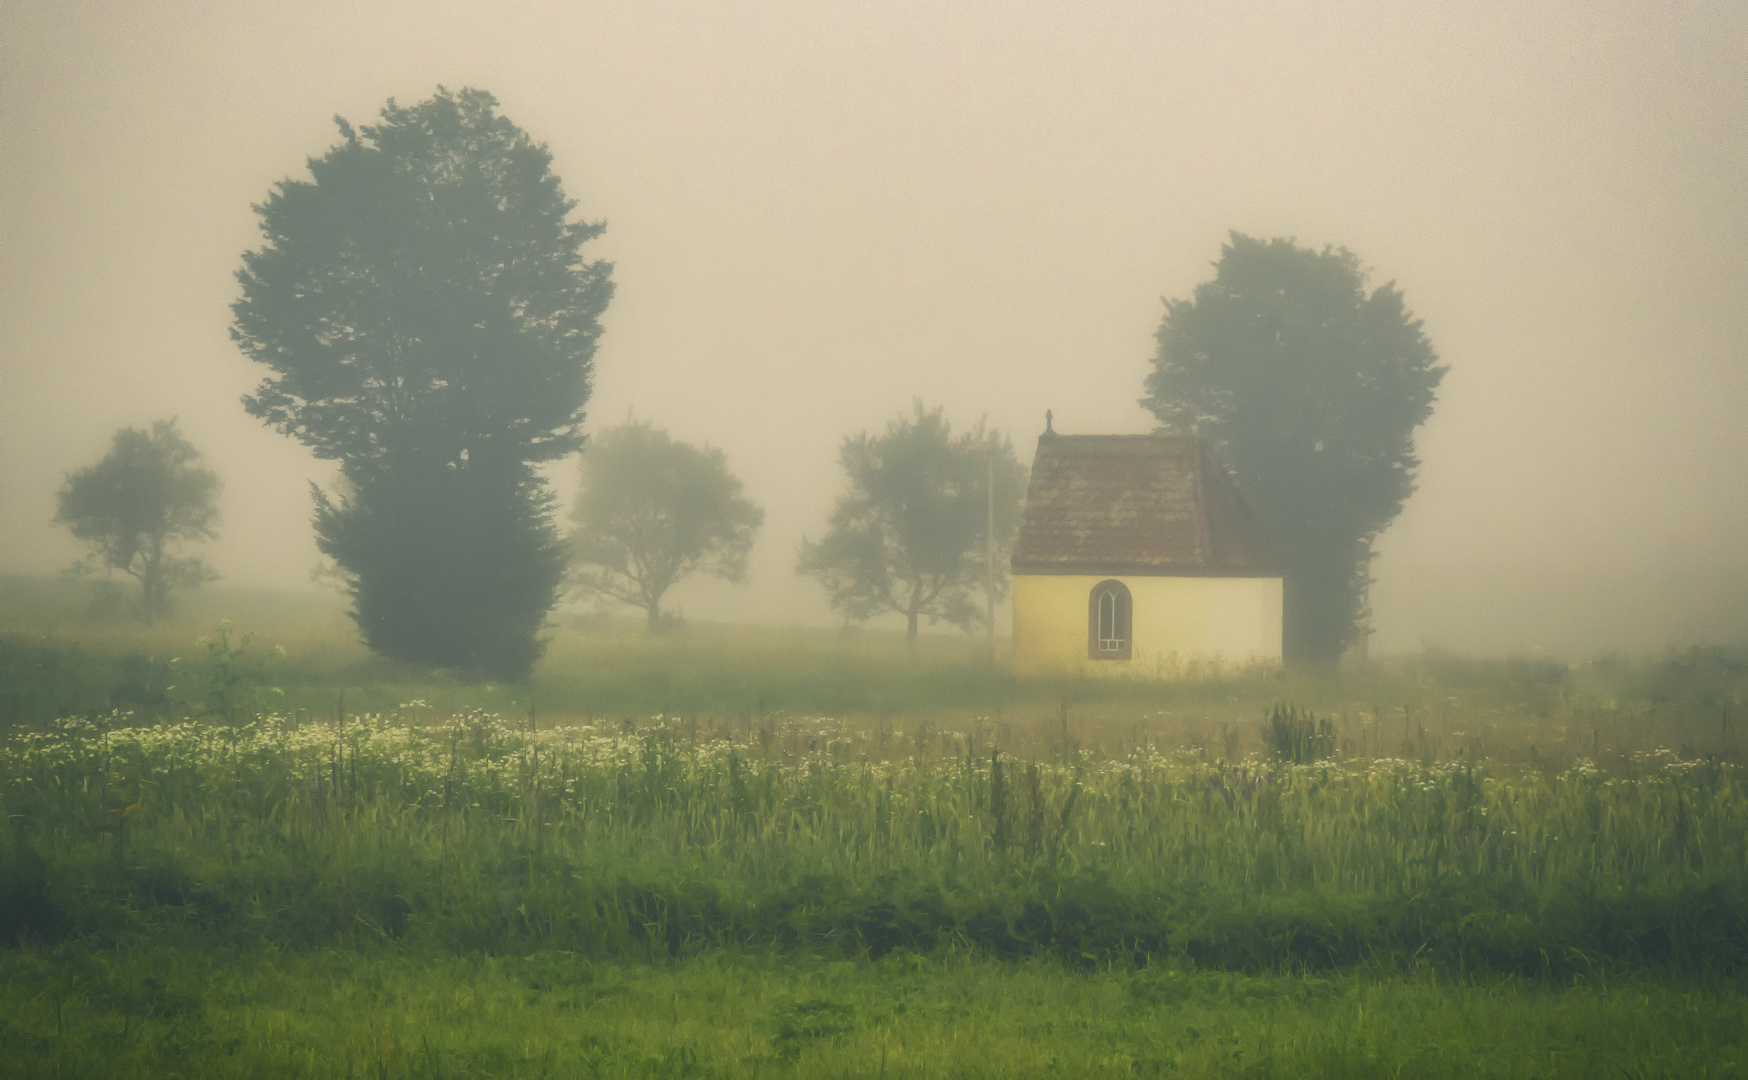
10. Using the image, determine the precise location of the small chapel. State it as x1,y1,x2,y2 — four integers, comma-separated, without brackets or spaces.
1009,419,1284,676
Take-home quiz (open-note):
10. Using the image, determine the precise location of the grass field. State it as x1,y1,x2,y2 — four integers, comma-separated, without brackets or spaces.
2,574,1745,1076
4,946,1743,1078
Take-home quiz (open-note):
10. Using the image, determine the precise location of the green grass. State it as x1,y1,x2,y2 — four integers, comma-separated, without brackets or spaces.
5,704,1746,971
2,944,1744,1078
3,572,1746,1075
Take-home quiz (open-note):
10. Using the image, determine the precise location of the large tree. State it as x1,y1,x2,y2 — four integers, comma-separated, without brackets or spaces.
231,87,613,678
1142,232,1445,665
569,421,764,629
55,419,222,624
798,402,1027,644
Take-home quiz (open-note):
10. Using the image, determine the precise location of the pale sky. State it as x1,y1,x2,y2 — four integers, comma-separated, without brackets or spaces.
3,0,1745,656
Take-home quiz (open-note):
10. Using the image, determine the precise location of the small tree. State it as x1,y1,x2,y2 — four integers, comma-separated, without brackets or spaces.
569,422,764,629
1141,232,1446,664
54,419,222,623
798,402,1026,644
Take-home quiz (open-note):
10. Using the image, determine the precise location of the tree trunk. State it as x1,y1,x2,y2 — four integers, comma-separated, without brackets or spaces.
906,605,919,646
139,560,160,626
645,602,661,632
1281,565,1352,668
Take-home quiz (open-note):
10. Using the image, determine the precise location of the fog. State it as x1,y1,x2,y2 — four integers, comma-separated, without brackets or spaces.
3,0,1744,657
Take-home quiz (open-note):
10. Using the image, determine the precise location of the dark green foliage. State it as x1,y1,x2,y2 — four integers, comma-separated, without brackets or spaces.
1264,705,1335,764
570,422,765,630
232,87,613,679
232,88,611,470
1142,233,1446,665
0,835,57,944
53,419,221,624
312,462,566,677
0,640,172,726
175,622,281,723
1636,645,1748,708
771,998,855,1058
798,402,1028,642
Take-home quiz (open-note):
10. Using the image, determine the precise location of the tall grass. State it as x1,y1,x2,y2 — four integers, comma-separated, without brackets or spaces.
5,702,1745,974
5,573,1745,973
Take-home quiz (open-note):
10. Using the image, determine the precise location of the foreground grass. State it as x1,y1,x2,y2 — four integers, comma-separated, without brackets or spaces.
2,944,1743,1079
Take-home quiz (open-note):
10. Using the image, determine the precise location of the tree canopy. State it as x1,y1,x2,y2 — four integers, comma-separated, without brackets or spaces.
1141,232,1445,664
569,421,764,630
54,419,222,623
798,402,1027,643
231,87,613,678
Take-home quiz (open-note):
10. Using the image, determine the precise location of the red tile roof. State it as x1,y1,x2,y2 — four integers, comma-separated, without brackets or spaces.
1010,433,1280,576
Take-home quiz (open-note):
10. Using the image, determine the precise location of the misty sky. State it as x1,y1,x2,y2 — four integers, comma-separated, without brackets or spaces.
3,0,1744,656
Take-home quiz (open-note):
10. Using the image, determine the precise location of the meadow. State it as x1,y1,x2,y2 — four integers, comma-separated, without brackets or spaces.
1,574,1745,1077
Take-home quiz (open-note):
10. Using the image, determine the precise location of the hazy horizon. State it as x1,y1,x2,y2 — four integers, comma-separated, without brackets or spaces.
4,0,1745,658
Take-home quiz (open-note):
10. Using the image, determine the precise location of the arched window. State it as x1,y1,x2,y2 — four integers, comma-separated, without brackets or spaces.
1087,580,1132,660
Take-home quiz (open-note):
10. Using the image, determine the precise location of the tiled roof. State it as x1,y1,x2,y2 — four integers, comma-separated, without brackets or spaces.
1010,433,1280,576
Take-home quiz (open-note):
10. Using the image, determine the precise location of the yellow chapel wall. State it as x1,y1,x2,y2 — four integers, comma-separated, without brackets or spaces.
1010,574,1282,677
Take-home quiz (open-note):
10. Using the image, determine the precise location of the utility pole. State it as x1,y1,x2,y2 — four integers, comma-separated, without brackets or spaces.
987,444,996,663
